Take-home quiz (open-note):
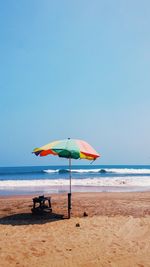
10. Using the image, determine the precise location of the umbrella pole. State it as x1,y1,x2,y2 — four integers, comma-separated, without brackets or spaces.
69,157,71,194
68,157,72,219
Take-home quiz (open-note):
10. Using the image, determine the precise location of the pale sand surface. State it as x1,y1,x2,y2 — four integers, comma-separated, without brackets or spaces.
0,192,150,267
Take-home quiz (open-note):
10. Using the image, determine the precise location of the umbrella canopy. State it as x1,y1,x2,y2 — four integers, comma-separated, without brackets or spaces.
33,138,100,160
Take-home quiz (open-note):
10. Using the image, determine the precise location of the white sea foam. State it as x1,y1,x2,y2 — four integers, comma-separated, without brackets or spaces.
43,169,59,173
69,169,102,173
105,168,150,174
43,169,101,173
43,168,150,174
1,176,150,188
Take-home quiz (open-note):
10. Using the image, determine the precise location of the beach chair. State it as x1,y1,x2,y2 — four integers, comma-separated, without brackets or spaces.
31,195,52,214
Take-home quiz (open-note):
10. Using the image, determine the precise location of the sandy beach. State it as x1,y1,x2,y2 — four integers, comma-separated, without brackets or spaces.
0,192,150,267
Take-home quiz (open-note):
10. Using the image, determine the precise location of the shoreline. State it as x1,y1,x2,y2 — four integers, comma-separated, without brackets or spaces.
1,184,150,197
0,189,150,198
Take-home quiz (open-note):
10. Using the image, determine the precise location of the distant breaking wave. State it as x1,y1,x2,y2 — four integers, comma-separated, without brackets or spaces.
43,168,107,174
1,168,150,176
43,168,150,175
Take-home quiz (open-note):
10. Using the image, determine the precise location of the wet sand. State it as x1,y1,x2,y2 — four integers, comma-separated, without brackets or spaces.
0,192,150,267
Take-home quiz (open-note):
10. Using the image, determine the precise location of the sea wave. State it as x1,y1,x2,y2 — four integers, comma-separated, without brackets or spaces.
0,176,150,188
43,168,150,175
1,168,150,176
106,168,150,174
43,168,107,174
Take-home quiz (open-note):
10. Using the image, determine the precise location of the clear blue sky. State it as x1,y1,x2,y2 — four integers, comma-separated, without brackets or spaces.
0,0,150,166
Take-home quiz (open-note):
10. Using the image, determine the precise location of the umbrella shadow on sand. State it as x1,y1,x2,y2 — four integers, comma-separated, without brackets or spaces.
0,212,65,226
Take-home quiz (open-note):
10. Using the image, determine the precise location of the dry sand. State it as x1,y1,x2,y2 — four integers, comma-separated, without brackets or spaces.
0,192,150,267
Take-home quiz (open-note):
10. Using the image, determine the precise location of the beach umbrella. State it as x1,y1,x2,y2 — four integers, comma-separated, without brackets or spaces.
32,138,100,218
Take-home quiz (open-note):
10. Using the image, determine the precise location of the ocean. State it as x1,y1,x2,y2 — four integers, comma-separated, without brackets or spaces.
0,165,150,196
